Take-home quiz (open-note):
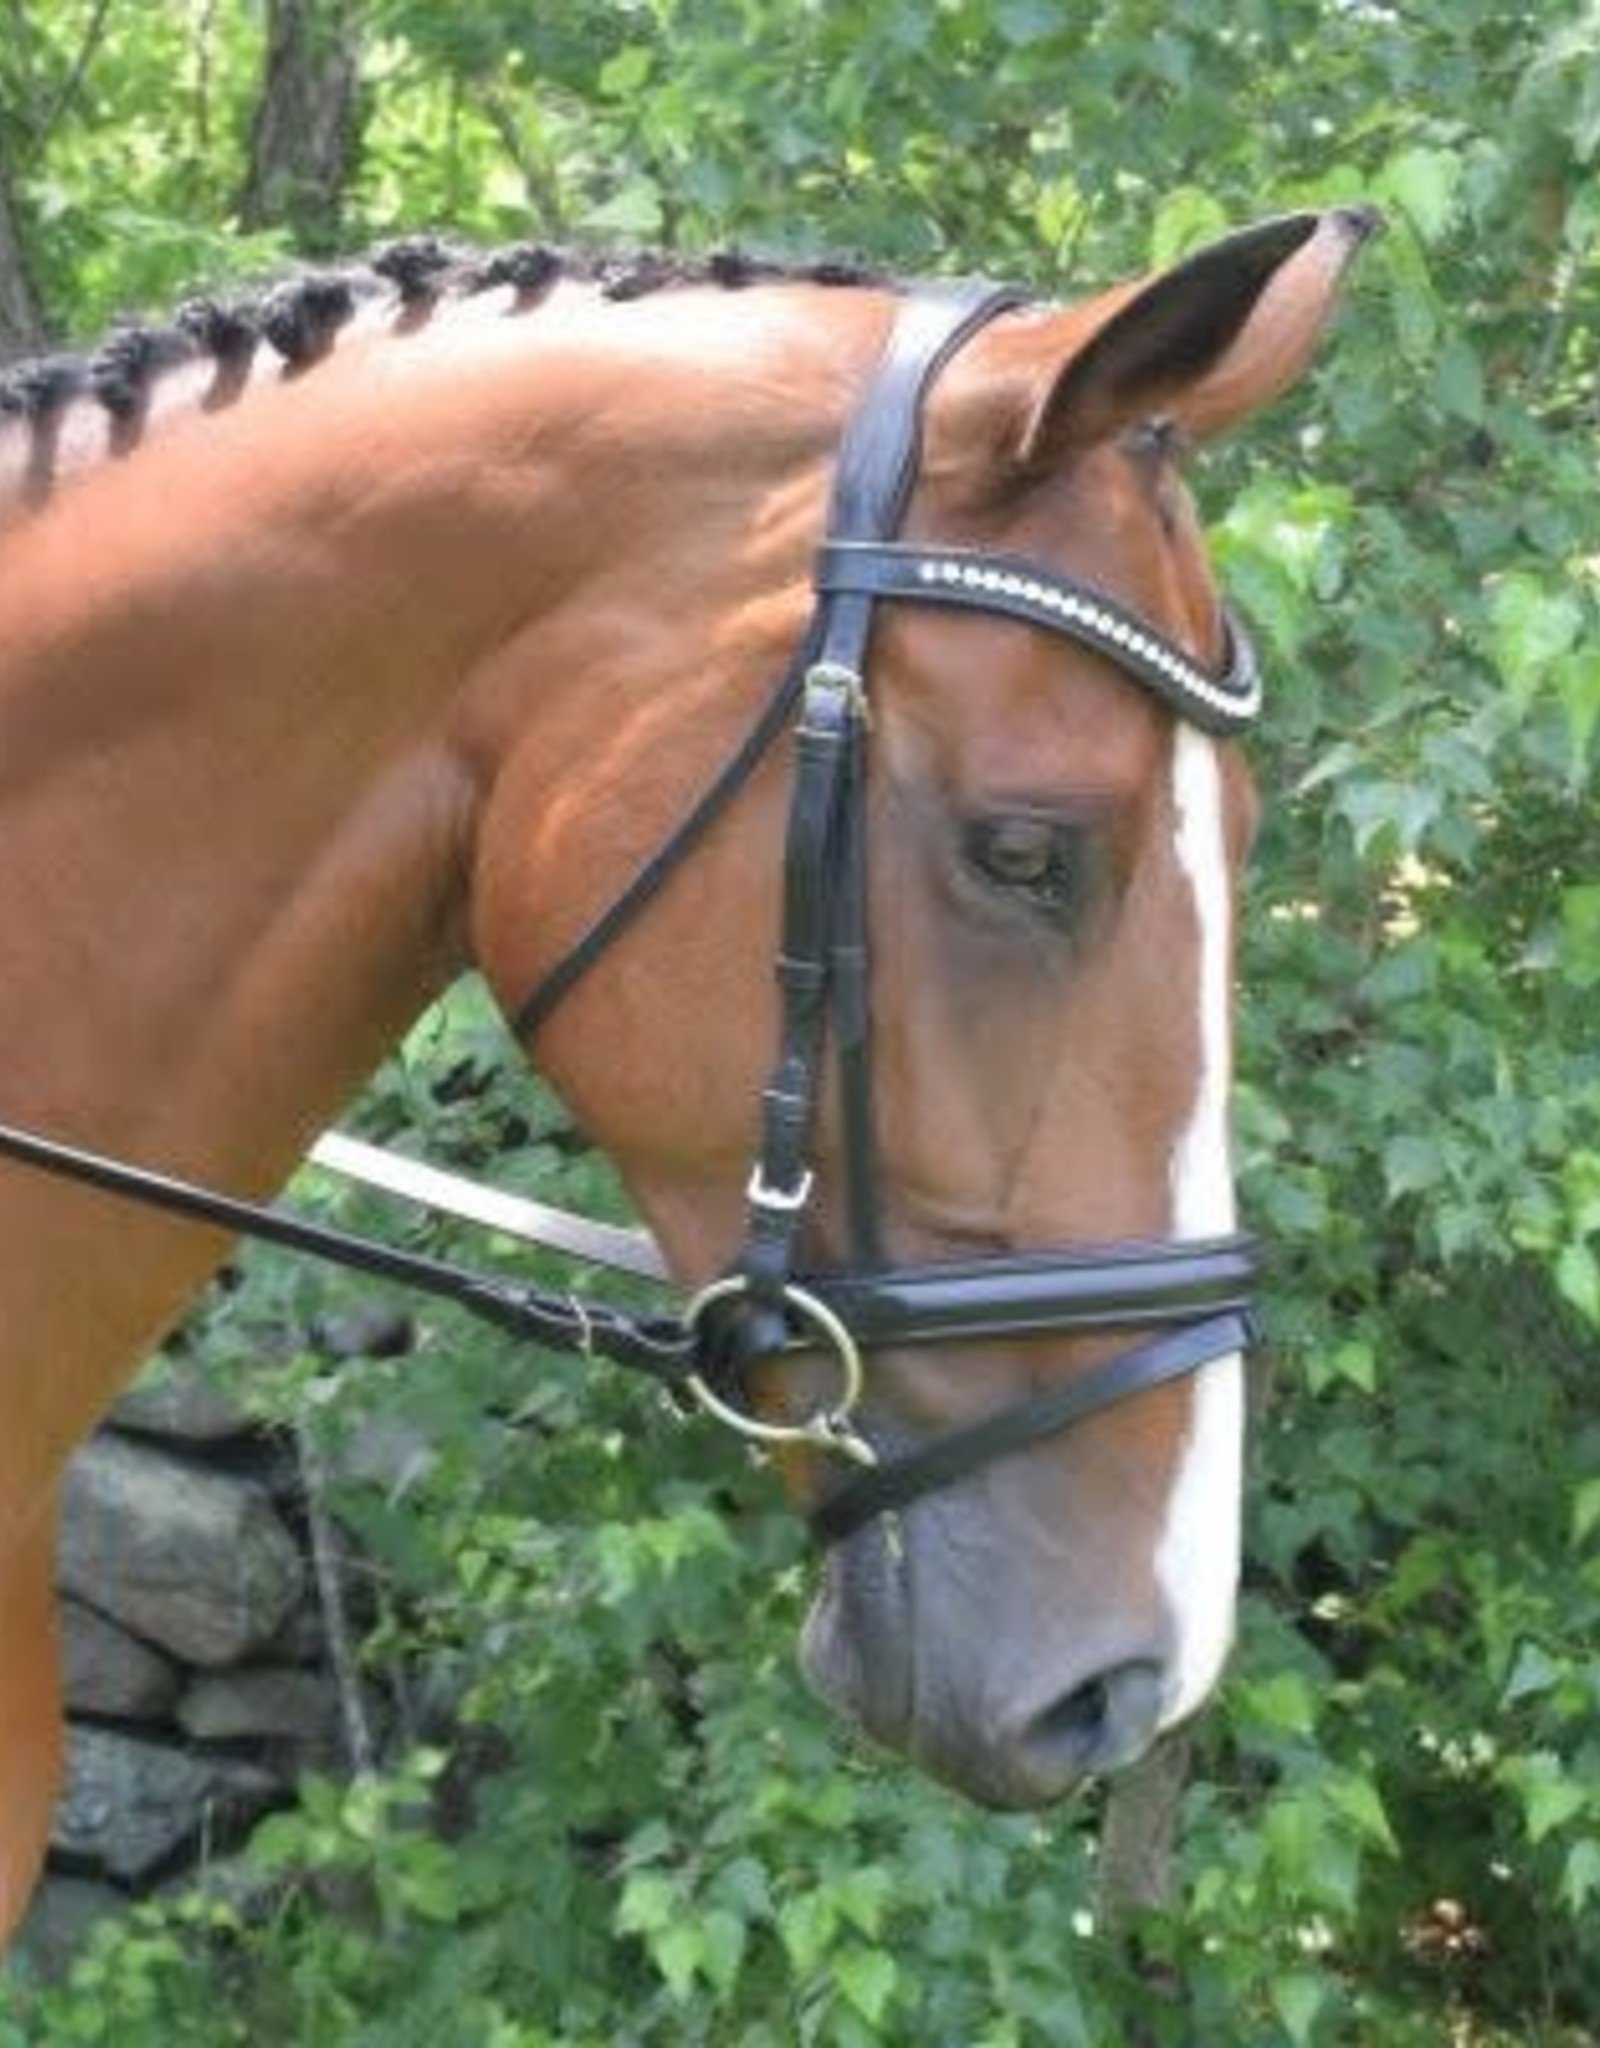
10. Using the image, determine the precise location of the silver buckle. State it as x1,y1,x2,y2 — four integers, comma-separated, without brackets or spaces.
802,660,871,729
745,1163,814,1214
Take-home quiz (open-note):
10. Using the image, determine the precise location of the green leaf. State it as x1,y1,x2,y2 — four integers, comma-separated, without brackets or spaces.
1375,143,1464,242
1490,571,1583,703
584,178,664,238
1380,220,1441,364
1271,1970,1331,2047
995,0,1065,45
1559,884,1600,989
834,1946,899,2028
1500,1752,1592,1842
1503,1642,1564,1704
1554,1241,1600,1326
1384,1132,1444,1199
651,1923,703,2001
1305,1336,1378,1395
777,1890,837,1974
1553,648,1600,778
1430,335,1484,423
617,1871,676,1937
1324,1772,1399,1855
1561,1838,1600,1915
599,45,653,96
1237,1669,1319,1736
833,1866,892,1939
1148,184,1231,270
696,1908,748,1995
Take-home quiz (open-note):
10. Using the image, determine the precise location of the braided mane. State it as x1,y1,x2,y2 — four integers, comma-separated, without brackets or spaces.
0,236,891,425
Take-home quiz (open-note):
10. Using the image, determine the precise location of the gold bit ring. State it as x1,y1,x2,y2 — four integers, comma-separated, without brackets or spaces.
682,1277,875,1466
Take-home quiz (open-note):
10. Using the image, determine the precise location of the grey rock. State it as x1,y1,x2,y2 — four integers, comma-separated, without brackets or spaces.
261,1597,326,1665
61,1599,182,1721
10,1873,127,1980
176,1665,341,1746
313,1304,415,1360
49,1726,277,1883
108,1354,254,1443
59,1434,305,1667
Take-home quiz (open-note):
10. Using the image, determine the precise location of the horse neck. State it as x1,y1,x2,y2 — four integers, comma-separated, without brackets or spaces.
0,280,864,1466
0,367,503,1178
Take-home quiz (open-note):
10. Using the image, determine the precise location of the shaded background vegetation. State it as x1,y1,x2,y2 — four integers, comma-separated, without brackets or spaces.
1,2,1597,2041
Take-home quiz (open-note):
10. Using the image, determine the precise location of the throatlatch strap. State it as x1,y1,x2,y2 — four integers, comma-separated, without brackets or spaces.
509,622,820,1043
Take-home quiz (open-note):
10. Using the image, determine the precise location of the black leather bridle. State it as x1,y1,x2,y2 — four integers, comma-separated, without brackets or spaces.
512,282,1259,1543
0,282,1259,1545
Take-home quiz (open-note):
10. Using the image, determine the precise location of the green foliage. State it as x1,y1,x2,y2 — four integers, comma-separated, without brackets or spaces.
2,2,1599,2042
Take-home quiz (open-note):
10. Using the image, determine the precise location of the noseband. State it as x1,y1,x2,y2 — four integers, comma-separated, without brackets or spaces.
513,284,1260,1544
0,283,1259,1546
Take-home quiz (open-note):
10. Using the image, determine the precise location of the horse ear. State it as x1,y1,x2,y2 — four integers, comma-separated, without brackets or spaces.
1017,207,1380,461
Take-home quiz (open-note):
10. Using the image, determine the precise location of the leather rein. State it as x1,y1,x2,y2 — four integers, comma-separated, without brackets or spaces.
0,283,1260,1546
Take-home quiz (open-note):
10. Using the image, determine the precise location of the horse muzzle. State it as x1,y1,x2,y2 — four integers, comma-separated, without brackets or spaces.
800,1479,1183,1809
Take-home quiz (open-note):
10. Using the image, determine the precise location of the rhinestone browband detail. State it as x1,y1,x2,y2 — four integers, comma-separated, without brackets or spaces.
816,542,1262,734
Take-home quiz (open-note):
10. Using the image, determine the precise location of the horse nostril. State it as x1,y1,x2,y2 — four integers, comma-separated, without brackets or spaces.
1020,1660,1165,1784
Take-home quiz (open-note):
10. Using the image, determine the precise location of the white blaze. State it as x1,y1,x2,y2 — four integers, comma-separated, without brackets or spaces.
1157,723,1245,1725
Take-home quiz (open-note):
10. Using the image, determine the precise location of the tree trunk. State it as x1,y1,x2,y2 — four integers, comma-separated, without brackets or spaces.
1097,1732,1193,2045
1097,1730,1191,1932
0,145,47,360
238,0,364,253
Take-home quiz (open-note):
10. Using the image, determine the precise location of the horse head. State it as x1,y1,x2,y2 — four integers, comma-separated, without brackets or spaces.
474,210,1374,1806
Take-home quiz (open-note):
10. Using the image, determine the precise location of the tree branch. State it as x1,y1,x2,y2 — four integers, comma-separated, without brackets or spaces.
0,135,47,358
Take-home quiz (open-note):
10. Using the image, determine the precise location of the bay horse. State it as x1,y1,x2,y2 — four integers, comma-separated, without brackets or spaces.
0,209,1372,1944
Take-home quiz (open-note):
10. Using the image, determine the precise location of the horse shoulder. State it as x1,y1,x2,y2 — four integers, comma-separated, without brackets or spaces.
0,1501,64,1950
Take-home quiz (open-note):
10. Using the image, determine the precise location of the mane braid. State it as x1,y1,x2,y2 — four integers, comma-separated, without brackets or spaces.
0,356,88,419
0,237,901,426
258,273,366,366
88,325,196,419
175,299,260,365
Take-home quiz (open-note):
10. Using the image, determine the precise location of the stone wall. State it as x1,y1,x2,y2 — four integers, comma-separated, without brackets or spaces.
17,1356,358,1973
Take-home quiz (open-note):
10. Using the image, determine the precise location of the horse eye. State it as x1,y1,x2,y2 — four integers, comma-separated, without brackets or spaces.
964,816,1080,916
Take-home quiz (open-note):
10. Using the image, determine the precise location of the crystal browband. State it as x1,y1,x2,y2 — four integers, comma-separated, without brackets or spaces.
816,541,1261,735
